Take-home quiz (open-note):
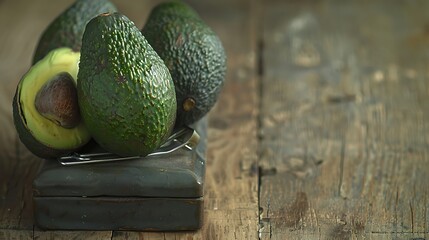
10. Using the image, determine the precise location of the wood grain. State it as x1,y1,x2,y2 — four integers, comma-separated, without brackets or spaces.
112,0,260,239
3,0,429,239
259,1,429,239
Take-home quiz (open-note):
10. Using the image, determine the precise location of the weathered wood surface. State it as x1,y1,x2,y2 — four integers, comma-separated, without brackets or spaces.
259,1,429,239
1,0,429,239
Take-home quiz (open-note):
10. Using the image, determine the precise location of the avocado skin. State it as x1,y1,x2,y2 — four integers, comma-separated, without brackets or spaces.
32,0,117,64
142,1,227,127
77,13,177,157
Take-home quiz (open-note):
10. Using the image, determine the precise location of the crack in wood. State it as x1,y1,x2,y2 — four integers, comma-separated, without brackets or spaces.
327,94,356,104
256,2,265,236
410,201,415,233
338,137,346,198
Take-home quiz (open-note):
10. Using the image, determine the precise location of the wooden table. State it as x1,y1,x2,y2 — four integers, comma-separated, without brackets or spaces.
1,0,428,239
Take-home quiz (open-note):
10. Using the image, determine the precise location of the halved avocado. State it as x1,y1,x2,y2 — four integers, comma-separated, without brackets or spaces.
13,48,90,159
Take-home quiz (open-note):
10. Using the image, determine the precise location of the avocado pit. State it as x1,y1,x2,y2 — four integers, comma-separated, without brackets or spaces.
34,72,81,129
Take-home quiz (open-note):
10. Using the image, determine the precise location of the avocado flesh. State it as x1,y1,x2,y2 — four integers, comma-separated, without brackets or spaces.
78,13,176,157
33,0,117,64
142,1,227,127
14,48,90,158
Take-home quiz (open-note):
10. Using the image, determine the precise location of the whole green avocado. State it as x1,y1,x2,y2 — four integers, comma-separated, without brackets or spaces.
32,0,117,64
77,12,177,157
142,1,227,127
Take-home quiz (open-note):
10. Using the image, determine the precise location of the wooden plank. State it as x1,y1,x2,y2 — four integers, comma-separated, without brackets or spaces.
0,229,32,240
33,231,113,240
259,1,429,239
112,0,260,239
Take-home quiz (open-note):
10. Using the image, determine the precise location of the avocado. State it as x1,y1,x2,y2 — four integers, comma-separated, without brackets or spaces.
142,1,227,127
32,0,117,64
13,48,91,159
77,12,177,157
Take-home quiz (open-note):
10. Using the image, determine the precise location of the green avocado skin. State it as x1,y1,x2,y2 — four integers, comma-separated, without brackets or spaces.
32,0,117,64
77,13,177,157
142,1,227,127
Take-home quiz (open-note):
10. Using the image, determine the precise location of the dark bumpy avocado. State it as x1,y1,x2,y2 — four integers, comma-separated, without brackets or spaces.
142,1,227,127
32,0,117,64
77,12,177,157
13,48,91,159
